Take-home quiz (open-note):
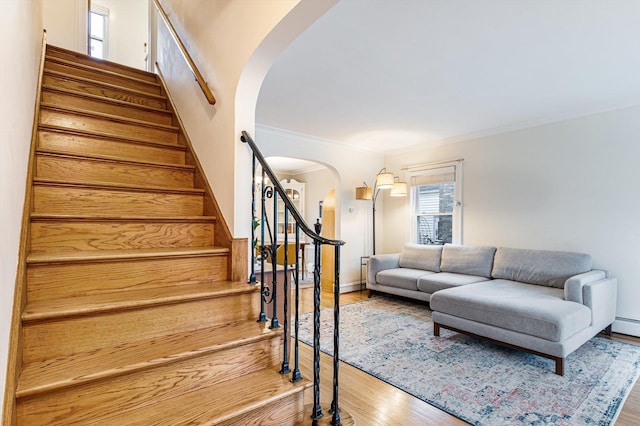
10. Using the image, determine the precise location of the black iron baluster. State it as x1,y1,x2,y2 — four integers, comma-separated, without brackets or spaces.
242,131,347,422
270,193,279,329
291,224,302,382
312,219,323,423
257,168,268,323
280,208,291,374
330,245,342,426
249,154,257,284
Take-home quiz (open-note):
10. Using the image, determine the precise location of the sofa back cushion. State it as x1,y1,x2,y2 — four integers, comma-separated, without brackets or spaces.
440,244,497,278
491,247,592,288
399,243,443,272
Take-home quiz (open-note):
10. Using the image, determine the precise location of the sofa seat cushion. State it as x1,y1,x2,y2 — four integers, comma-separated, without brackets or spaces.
376,268,434,291
417,272,490,294
430,280,592,342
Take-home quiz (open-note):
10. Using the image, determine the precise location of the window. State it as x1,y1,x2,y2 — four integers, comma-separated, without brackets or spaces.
89,6,109,59
409,162,463,245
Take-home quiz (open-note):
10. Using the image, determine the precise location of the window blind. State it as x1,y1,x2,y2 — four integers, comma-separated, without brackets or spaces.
409,166,456,186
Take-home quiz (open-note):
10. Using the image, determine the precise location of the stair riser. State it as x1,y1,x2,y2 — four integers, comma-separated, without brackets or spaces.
221,392,305,426
107,387,305,426
40,108,178,144
36,154,194,188
38,129,185,164
27,255,228,302
43,72,167,109
44,60,161,94
31,221,215,253
23,291,259,363
42,89,173,125
33,185,203,216
45,49,158,83
18,336,279,425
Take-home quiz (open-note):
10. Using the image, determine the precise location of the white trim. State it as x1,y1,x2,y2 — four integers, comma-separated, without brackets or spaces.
613,317,640,337
390,103,640,157
89,4,109,59
402,158,464,173
147,0,157,72
407,161,463,245
256,123,380,154
340,282,366,294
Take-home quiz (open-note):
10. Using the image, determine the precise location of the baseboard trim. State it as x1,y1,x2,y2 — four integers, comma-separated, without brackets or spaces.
613,317,640,337
340,282,366,294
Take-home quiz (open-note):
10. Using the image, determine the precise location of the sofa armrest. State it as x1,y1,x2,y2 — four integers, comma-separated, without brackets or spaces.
564,270,607,303
367,254,400,285
583,277,617,331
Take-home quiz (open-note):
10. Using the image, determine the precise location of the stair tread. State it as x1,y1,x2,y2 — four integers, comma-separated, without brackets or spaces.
40,103,180,131
22,279,256,323
42,84,172,115
45,55,162,88
33,177,204,195
30,213,217,222
18,46,294,426
93,368,310,426
27,246,229,264
36,148,194,171
17,317,276,398
44,69,167,101
39,124,187,151
46,45,158,80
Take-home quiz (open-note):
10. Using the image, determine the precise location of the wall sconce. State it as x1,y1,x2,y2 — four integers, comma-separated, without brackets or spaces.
355,168,406,255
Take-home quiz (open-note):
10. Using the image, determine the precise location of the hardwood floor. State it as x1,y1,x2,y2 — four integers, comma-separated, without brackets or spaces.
296,288,640,425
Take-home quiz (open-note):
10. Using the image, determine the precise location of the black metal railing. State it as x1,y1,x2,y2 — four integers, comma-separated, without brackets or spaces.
242,131,345,426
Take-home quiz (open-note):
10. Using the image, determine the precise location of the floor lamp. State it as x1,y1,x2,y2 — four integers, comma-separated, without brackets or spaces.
355,169,407,255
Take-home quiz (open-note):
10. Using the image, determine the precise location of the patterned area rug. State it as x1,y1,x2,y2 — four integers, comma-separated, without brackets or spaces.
296,296,640,425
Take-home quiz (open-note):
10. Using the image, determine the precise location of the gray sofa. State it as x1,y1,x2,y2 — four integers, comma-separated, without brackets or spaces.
366,243,617,375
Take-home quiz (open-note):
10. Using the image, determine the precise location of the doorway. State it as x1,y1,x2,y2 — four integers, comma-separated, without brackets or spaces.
88,0,149,70
89,4,109,59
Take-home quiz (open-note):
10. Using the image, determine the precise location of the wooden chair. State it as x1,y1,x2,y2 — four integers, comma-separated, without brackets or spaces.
275,243,298,267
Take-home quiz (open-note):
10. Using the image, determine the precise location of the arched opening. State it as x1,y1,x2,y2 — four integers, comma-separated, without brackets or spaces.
263,156,339,283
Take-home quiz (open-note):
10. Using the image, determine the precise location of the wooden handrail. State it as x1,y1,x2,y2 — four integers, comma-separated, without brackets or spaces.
152,0,216,105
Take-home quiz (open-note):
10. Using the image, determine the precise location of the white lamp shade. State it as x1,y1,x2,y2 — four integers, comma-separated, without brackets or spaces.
390,181,408,197
375,171,394,189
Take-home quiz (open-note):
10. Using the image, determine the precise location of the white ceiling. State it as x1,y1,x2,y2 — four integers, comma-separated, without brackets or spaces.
256,0,640,155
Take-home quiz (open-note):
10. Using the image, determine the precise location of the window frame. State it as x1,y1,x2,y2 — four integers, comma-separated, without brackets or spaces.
89,5,109,60
407,160,463,245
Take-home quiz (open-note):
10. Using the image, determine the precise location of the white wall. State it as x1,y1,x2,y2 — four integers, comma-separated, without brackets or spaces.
291,167,336,272
256,125,384,290
0,0,44,417
42,0,87,52
154,0,337,244
42,0,148,69
297,167,335,227
384,106,640,335
93,0,149,70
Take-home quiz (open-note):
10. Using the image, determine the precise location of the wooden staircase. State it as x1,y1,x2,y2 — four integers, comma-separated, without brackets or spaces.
12,45,309,425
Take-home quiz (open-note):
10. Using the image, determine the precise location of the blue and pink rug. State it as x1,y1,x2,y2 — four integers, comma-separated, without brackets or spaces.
296,296,640,425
